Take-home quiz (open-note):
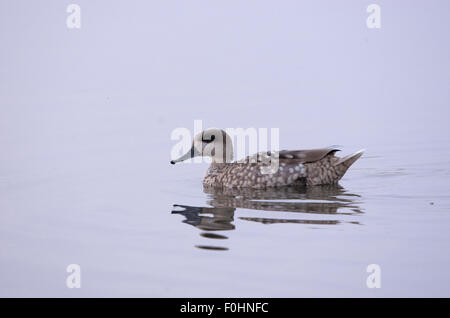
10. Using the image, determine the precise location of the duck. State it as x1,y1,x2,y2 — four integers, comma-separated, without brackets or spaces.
170,129,364,188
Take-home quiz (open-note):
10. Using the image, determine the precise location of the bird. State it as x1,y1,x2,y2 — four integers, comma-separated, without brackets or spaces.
170,128,364,188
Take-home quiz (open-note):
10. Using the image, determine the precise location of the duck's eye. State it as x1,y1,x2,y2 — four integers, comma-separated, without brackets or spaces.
202,135,215,143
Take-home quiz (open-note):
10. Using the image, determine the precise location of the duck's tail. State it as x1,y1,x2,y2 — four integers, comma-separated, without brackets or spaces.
334,149,365,177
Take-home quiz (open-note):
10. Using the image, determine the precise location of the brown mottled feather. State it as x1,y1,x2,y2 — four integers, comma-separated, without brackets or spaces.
203,148,362,188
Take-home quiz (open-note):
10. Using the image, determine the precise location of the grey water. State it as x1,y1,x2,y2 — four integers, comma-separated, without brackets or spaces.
1,1,450,297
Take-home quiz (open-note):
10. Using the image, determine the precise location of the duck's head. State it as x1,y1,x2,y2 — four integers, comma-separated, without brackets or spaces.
171,129,234,164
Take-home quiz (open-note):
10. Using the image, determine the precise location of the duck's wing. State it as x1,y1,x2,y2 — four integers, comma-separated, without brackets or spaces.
239,147,340,164
278,147,340,163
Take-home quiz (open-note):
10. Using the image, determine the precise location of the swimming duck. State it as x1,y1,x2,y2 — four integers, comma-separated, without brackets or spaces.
170,129,364,188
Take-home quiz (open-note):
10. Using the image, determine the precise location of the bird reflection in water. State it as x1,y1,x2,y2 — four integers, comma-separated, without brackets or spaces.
171,185,363,251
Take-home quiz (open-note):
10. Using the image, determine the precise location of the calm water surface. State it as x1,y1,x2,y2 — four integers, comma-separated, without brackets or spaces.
1,135,450,297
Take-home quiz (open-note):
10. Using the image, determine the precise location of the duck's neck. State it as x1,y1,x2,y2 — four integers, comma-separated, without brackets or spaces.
210,131,234,163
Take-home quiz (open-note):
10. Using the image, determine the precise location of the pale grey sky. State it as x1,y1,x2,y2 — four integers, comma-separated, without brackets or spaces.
1,1,449,150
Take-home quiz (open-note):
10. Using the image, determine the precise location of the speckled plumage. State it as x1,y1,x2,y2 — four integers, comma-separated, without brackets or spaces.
171,129,364,188
203,149,362,188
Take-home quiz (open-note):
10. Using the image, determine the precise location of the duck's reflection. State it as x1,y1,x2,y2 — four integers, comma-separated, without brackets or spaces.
171,185,363,251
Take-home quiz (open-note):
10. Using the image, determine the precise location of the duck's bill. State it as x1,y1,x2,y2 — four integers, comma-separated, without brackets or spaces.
170,147,199,164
